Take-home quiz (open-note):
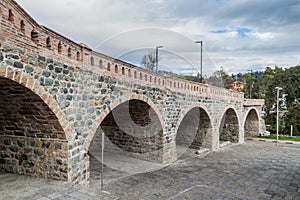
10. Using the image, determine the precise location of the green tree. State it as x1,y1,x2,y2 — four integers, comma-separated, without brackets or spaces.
242,65,300,136
207,68,233,89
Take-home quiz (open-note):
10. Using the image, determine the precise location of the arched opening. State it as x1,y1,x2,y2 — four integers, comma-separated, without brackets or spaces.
76,51,80,61
88,99,164,184
219,108,239,143
30,30,39,43
244,109,259,138
121,67,125,75
114,64,118,73
99,59,103,68
8,9,14,23
134,71,137,78
20,20,25,34
128,69,131,77
176,107,212,158
140,73,143,80
58,42,62,54
46,37,51,48
0,77,68,180
91,56,94,66
68,47,72,58
107,63,111,71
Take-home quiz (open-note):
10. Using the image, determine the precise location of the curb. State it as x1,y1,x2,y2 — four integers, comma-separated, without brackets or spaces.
247,138,300,145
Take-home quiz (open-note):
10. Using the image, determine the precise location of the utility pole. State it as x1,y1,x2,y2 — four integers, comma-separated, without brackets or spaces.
248,69,253,99
195,41,203,83
155,46,163,72
275,86,282,147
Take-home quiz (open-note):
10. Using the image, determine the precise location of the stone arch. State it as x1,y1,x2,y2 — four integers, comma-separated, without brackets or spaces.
0,68,72,180
0,65,74,141
175,105,212,156
244,108,260,138
87,94,165,184
219,107,240,143
86,93,165,150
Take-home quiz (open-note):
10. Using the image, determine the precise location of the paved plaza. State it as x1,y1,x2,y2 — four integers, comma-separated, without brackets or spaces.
1,140,300,200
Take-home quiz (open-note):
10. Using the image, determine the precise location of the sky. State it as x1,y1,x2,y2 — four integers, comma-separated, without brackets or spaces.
15,0,300,77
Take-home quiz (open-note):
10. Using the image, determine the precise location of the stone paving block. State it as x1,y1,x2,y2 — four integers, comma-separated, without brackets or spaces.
47,192,63,199
1,141,299,199
36,197,51,200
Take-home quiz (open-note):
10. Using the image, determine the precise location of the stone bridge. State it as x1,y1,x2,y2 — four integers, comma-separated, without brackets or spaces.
0,0,265,185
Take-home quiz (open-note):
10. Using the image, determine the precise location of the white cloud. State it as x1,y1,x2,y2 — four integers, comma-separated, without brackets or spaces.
14,0,300,76
251,32,275,40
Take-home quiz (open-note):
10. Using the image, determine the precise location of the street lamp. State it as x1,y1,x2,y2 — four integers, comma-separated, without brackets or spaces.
275,86,282,147
248,69,253,99
195,41,203,83
155,46,163,72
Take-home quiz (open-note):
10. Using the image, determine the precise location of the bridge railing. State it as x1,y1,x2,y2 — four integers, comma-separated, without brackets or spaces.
1,0,244,102
243,99,265,106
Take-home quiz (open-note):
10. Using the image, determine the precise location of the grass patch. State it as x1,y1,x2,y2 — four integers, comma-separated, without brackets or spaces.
257,135,300,142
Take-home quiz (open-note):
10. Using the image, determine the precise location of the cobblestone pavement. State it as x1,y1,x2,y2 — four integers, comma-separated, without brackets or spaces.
1,141,300,200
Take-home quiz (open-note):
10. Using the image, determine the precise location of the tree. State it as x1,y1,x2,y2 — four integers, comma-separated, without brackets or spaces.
240,65,300,136
141,52,156,71
207,68,233,89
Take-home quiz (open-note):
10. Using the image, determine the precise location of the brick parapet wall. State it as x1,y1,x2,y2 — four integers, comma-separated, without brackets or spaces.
1,0,244,103
0,0,265,186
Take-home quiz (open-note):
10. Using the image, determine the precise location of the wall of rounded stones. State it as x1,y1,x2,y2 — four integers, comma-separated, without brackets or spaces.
244,109,260,137
219,109,240,143
0,136,68,180
90,99,165,163
176,107,212,149
0,76,69,180
0,0,265,186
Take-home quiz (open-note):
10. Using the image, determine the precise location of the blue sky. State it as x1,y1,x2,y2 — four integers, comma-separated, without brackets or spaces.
15,0,300,76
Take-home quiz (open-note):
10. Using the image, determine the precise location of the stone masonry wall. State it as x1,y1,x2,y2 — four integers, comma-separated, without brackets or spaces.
219,108,240,143
0,0,264,185
244,109,259,137
0,77,68,180
176,107,212,149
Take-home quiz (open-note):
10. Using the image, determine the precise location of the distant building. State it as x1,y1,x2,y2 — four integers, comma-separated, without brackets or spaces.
230,81,244,92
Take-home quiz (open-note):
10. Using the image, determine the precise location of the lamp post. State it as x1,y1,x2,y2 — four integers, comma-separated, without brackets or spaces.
275,86,282,147
248,69,253,99
195,41,203,83
155,46,163,72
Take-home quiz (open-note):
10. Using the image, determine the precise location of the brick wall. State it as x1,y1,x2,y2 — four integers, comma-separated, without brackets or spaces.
0,0,265,186
0,77,68,180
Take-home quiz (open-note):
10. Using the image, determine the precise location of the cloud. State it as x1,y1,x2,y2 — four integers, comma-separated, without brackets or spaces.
14,0,300,76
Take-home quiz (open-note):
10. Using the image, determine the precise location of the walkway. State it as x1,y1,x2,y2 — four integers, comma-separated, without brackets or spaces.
1,141,299,199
